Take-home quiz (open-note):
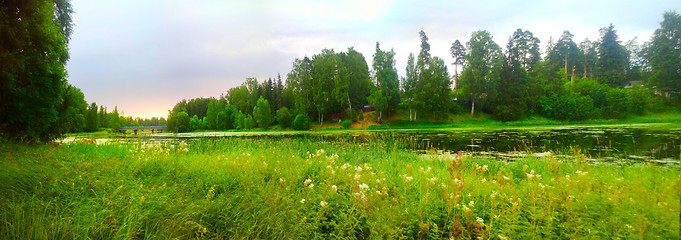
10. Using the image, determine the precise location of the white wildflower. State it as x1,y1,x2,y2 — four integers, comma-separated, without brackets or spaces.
498,235,508,240
300,199,306,204
320,201,328,207
405,176,413,183
331,185,337,192
359,183,369,192
304,178,312,185
354,174,361,180
503,175,510,180
481,178,487,182
308,183,314,189
491,191,498,198
468,201,475,207
476,217,484,225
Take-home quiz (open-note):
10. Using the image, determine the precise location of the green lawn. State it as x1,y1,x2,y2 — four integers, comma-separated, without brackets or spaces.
1,138,678,239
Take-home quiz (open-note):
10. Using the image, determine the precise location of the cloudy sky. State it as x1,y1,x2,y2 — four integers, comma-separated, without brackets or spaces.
66,0,679,119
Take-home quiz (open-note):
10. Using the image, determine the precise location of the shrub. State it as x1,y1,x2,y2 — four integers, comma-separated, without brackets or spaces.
341,119,352,129
293,114,309,130
276,107,292,129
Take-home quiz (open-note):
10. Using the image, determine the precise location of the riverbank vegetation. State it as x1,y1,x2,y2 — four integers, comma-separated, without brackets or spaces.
163,11,681,133
1,138,678,239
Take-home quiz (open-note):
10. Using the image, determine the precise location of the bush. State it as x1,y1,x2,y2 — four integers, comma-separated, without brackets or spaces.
293,114,309,130
341,120,352,129
253,97,273,128
541,93,597,121
276,107,292,129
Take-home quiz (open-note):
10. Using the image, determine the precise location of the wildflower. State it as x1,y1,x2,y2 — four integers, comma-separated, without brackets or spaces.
304,178,312,185
300,199,306,204
428,177,437,184
263,161,267,166
376,179,381,183
453,178,462,186
354,174,361,180
468,201,475,207
462,204,471,213
326,165,333,170
279,178,285,183
617,177,624,181
482,165,488,172
503,175,510,180
359,183,369,192
320,201,328,207
308,183,314,189
355,166,363,171
476,217,484,225
331,185,337,192
498,235,508,240
491,191,498,198
492,180,497,184
625,224,632,229
539,183,546,189
341,163,350,170
405,176,413,183
481,178,487,182
292,155,295,158
576,170,588,176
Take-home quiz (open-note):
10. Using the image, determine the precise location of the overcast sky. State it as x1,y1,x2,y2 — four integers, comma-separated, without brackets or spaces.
66,0,680,119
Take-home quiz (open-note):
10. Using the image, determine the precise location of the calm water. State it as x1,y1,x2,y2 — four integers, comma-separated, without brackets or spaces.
67,124,681,164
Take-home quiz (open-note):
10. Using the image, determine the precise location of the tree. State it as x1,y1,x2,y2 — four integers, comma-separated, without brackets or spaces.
546,31,583,80
401,53,420,121
459,30,503,115
287,57,314,115
86,102,99,132
0,0,73,141
495,29,539,121
341,47,372,111
372,42,400,120
579,39,598,78
253,97,273,128
108,107,121,132
276,107,292,128
415,57,452,117
55,84,87,133
368,88,388,122
596,24,630,87
293,114,310,130
190,115,202,131
418,30,431,66
647,11,681,103
450,40,466,91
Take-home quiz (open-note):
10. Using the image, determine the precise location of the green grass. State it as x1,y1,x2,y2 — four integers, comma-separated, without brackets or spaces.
1,138,679,239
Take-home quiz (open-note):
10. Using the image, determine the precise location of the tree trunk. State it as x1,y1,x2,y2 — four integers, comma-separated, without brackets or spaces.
409,108,413,121
347,94,352,110
454,64,458,91
471,97,475,116
564,54,568,74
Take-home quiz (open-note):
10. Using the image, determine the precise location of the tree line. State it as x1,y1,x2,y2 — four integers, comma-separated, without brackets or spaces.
167,11,680,132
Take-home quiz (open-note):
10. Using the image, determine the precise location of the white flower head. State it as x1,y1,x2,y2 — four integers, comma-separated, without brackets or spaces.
308,183,314,189
320,201,328,207
331,185,337,192
300,198,306,204
476,217,484,225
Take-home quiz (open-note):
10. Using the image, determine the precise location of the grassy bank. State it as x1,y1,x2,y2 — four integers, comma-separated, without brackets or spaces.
1,138,679,239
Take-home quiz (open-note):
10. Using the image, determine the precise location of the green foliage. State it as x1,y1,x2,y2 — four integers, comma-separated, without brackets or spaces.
596,24,630,87
85,102,99,132
0,0,73,141
243,115,256,130
460,30,503,115
190,115,202,131
253,97,273,128
276,107,293,129
647,11,681,104
541,93,598,121
293,114,310,130
168,111,190,133
341,120,352,129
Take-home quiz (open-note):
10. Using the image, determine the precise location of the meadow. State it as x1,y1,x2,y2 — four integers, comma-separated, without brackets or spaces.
0,137,679,239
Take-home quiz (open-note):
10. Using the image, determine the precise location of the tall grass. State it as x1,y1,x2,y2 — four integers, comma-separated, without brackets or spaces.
1,138,678,239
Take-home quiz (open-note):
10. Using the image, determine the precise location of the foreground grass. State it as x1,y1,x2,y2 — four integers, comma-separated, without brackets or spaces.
1,138,679,239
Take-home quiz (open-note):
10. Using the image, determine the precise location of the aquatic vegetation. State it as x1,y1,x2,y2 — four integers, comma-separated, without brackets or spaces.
0,138,678,239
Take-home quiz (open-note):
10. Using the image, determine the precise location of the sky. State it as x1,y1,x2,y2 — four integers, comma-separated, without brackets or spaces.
66,0,680,119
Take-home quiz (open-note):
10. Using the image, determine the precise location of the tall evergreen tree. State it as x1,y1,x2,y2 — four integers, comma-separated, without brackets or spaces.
371,42,400,121
596,24,630,87
450,40,466,91
646,11,681,102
